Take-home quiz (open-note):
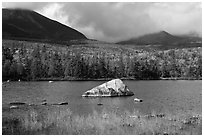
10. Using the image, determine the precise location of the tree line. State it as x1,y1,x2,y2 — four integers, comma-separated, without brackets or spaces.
2,40,202,81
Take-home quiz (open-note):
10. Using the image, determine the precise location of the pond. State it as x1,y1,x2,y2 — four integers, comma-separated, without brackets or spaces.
2,80,202,115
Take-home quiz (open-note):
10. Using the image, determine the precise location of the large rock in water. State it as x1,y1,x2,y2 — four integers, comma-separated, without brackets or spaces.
82,79,134,97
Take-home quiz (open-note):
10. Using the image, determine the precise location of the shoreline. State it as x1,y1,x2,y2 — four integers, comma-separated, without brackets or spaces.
3,77,202,82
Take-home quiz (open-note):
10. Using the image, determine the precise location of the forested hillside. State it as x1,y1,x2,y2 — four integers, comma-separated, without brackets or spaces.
2,40,202,81
3,9,87,42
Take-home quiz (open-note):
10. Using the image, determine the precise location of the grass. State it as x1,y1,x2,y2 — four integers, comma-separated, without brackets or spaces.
2,106,202,135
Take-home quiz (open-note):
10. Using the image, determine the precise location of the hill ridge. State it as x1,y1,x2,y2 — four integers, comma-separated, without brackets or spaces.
2,8,87,42
117,30,201,48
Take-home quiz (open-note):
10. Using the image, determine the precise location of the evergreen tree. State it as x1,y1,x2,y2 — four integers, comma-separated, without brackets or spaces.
2,60,11,80
30,58,41,80
16,62,24,78
9,61,18,80
48,58,56,77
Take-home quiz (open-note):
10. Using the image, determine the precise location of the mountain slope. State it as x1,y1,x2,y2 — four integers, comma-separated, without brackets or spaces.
117,31,202,48
2,8,87,42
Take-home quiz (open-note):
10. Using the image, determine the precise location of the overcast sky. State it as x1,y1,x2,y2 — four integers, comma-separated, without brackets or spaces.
2,2,202,42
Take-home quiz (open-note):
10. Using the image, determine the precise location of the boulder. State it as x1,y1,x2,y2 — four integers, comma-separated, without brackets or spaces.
134,98,143,102
82,79,134,97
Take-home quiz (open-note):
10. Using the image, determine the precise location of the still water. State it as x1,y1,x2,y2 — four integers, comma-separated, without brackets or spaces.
2,80,202,115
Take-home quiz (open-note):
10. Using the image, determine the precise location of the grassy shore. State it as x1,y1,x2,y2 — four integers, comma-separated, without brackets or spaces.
2,106,202,135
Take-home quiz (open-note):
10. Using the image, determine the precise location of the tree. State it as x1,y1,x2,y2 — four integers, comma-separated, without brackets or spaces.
17,62,24,78
197,55,202,78
48,58,56,77
64,62,70,77
2,47,13,64
117,52,125,77
30,58,41,80
2,60,11,80
9,61,18,80
133,61,142,79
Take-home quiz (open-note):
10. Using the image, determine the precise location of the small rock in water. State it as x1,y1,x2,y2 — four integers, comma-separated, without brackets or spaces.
10,105,19,109
97,103,103,106
129,115,138,118
9,102,26,105
52,102,68,105
134,98,143,102
58,102,68,105
156,113,165,118
41,102,47,105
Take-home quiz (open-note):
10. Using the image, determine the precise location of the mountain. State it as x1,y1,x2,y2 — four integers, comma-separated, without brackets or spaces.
118,31,179,45
117,31,202,48
2,8,87,42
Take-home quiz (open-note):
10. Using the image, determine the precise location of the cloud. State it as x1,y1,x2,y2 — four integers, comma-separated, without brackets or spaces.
2,2,202,42
148,2,202,35
2,2,49,10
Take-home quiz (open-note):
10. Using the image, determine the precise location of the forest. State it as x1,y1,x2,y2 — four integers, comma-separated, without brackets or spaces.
2,40,202,81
